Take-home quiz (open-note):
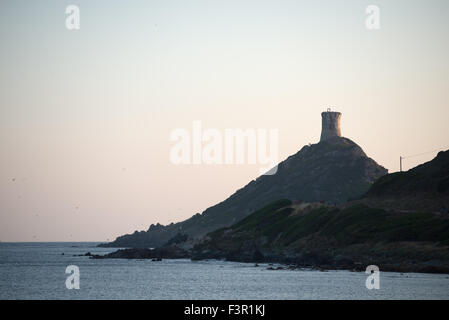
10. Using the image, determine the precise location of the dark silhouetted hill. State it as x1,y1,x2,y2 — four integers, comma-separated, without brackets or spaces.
100,137,387,248
361,150,449,212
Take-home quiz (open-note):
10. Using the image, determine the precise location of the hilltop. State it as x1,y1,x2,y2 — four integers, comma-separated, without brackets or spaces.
361,150,449,212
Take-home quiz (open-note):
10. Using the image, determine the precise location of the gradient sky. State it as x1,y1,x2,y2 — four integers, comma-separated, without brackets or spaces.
1,0,448,241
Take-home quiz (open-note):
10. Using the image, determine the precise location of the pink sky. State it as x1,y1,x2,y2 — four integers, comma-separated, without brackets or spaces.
1,0,448,241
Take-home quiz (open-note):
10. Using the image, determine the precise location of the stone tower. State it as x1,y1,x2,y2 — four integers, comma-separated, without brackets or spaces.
320,108,342,141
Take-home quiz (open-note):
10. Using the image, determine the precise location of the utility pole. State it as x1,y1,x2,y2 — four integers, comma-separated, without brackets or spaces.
399,148,445,173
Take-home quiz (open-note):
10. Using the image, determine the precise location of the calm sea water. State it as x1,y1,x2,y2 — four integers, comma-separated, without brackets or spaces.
1,242,448,300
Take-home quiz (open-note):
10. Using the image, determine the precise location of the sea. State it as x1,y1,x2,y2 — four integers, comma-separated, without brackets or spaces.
1,242,448,300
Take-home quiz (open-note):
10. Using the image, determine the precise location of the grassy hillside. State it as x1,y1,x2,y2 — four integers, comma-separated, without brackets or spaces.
192,200,449,273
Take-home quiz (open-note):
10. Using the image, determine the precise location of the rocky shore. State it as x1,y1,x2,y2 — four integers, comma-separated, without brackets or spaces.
91,246,189,260
87,245,449,274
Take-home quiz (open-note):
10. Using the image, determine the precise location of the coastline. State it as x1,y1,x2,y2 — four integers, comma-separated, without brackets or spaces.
89,247,449,275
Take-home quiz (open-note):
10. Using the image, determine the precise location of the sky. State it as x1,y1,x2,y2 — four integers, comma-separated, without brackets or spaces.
1,0,448,241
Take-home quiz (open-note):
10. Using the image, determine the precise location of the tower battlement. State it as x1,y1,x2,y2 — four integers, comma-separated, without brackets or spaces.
320,108,341,141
